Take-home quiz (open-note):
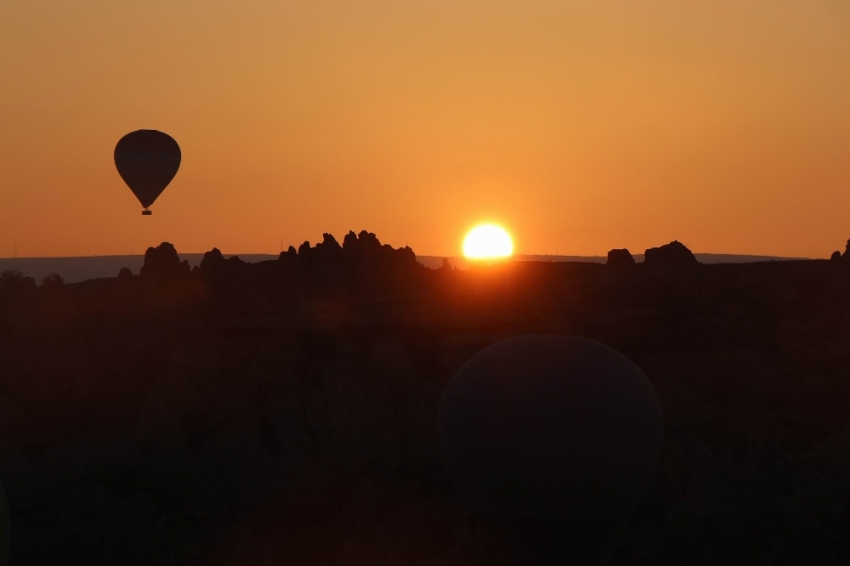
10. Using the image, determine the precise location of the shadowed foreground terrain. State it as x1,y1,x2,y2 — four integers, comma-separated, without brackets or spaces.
2,231,850,565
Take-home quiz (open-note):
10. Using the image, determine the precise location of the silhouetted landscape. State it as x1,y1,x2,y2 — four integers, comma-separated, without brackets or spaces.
2,230,850,564
0,252,808,286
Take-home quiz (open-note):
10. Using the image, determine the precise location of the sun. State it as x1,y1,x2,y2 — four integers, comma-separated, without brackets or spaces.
463,224,514,259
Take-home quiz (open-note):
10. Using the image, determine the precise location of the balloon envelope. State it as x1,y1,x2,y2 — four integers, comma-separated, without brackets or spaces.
438,335,663,563
114,130,181,210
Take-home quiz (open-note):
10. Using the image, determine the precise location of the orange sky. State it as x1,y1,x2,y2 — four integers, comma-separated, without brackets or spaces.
2,1,850,258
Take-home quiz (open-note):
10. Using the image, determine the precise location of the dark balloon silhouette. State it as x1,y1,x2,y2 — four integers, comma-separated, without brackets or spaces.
114,130,181,215
438,335,664,564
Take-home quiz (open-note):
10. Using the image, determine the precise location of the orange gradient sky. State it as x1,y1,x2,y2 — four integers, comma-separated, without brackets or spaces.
2,1,850,258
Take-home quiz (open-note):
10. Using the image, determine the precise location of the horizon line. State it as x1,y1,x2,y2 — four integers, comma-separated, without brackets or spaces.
0,251,815,261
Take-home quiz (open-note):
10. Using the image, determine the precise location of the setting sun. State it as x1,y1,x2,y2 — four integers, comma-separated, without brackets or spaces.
463,225,514,259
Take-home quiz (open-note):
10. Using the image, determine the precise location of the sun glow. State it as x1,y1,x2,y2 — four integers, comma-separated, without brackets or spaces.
463,224,514,259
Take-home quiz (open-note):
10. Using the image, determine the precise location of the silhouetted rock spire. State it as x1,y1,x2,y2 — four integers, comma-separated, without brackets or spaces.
644,241,698,268
318,233,342,252
140,242,190,281
200,247,226,272
606,249,636,269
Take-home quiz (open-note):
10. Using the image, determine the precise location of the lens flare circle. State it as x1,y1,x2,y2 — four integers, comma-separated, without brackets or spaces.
463,224,514,259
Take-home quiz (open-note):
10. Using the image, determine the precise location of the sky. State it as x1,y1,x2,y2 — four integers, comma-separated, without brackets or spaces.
2,0,850,258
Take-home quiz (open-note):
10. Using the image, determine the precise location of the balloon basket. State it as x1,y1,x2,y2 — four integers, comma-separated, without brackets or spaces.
142,210,152,216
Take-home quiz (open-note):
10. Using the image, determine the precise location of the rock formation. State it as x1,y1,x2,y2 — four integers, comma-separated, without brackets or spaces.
606,248,636,269
643,240,698,268
140,242,190,281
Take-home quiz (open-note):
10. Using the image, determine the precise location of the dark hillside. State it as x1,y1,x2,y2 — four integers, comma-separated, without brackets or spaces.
1,234,850,564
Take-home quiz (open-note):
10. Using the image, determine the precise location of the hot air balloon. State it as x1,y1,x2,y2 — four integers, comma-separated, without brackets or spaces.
114,130,181,215
437,335,663,564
